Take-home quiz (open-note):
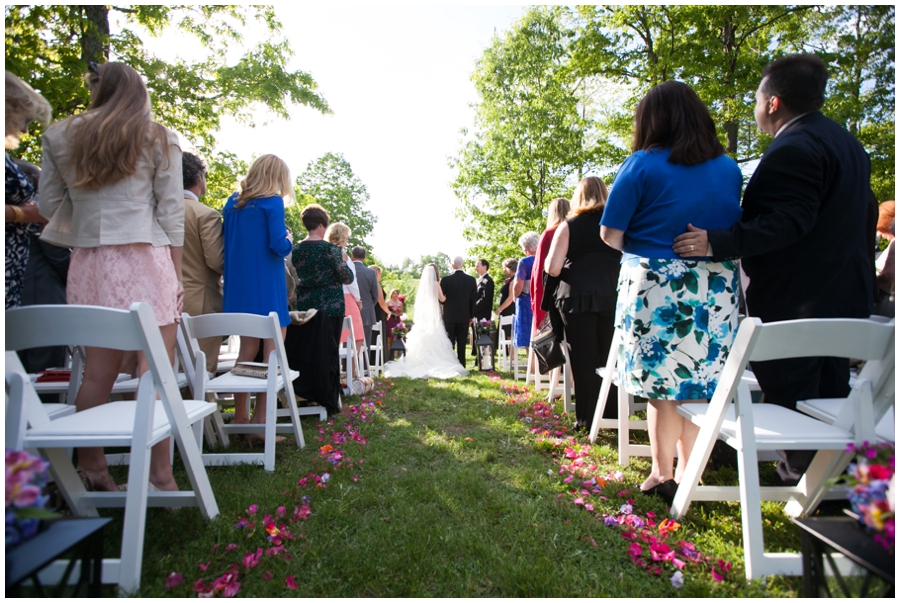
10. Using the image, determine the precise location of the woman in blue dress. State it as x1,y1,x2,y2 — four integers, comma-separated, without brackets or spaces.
512,231,539,348
223,154,294,436
600,81,743,503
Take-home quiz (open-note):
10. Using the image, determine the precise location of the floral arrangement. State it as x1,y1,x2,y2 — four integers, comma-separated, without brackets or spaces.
840,441,894,552
391,322,407,339
474,318,494,336
6,449,57,547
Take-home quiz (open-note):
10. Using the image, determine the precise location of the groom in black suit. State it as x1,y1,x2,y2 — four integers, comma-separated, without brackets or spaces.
440,256,477,367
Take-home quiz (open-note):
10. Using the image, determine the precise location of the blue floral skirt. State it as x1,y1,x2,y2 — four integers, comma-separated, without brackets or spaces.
614,257,740,400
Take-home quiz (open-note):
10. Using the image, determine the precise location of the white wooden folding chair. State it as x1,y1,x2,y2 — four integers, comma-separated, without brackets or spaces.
338,316,357,395
670,316,895,581
498,315,514,372
369,322,384,377
6,351,76,422
5,302,219,595
181,311,308,471
588,331,651,465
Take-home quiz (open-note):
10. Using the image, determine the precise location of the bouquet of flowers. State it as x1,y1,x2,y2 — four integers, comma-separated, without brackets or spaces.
6,449,57,548
391,322,407,340
474,318,494,336
839,442,894,552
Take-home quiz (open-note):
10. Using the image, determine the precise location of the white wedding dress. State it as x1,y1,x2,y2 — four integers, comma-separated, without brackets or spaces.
383,268,469,379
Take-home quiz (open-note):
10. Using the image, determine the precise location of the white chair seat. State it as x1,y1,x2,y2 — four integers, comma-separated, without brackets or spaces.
26,399,215,442
205,370,298,394
680,402,858,449
797,398,895,441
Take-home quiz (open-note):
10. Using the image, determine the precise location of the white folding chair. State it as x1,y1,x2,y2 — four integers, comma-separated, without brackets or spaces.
6,351,76,422
497,315,512,371
588,331,651,465
670,316,895,580
5,303,219,595
181,311,306,472
338,316,357,395
370,322,384,377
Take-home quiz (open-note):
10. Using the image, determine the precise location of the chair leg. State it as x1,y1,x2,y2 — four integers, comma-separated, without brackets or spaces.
617,387,632,466
280,387,305,449
734,408,766,581
264,385,277,472
117,391,155,595
786,450,847,517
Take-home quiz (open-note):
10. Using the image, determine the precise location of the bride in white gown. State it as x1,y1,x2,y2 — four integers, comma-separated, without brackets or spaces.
384,264,469,379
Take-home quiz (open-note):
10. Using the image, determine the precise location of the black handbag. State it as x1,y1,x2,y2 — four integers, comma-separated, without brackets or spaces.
530,327,565,375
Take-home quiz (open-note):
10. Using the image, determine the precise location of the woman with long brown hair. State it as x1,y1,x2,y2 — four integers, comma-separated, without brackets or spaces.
39,62,184,492
599,81,743,503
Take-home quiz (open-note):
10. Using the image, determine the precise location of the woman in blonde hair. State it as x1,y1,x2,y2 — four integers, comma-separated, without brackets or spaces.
38,62,183,492
223,153,294,434
324,221,365,356
546,176,622,432
531,197,571,330
5,71,52,309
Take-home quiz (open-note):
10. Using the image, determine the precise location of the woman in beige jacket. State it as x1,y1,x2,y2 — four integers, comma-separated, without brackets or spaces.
39,62,184,493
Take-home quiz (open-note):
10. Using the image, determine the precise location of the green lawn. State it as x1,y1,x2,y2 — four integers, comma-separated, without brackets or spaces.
110,368,805,597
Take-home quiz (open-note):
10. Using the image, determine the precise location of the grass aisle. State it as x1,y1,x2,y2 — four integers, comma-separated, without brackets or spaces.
130,371,801,597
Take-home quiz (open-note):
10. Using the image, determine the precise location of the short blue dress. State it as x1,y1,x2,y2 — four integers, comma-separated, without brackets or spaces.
222,193,292,327
513,255,535,347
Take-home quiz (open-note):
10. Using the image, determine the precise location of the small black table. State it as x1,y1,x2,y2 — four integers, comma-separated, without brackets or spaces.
793,516,894,597
5,517,111,597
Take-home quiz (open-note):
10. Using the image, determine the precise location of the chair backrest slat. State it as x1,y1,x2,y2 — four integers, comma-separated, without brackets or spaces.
6,304,145,352
746,317,895,363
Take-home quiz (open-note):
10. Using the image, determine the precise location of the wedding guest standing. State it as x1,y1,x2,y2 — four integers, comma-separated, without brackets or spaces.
546,177,621,431
325,222,365,354
181,152,224,373
223,154,294,440
512,232,539,349
291,204,354,345
600,81,742,503
385,288,404,351
39,62,184,492
496,258,518,340
5,71,52,309
532,198,570,330
471,259,494,355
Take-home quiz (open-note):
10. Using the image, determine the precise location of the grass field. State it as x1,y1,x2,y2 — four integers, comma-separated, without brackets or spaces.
99,367,810,597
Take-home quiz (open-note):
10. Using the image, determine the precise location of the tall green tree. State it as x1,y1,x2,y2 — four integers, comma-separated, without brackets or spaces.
451,7,598,267
295,152,376,249
807,5,895,201
5,5,330,173
571,5,813,164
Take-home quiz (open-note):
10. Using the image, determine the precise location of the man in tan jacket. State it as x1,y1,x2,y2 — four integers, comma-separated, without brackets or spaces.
182,153,224,373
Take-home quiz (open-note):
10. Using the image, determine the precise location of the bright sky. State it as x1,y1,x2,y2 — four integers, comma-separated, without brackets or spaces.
176,5,527,267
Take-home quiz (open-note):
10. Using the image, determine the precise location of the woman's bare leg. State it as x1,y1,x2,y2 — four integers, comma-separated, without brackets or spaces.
231,336,261,424
642,398,683,491
74,347,126,492
674,410,702,484
135,323,179,491
248,328,287,425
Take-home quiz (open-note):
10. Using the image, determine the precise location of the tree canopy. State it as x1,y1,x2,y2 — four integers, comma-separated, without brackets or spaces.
5,5,330,165
293,152,376,250
452,5,895,271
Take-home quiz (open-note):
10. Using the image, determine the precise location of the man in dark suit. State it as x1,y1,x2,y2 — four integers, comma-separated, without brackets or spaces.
471,258,495,355
351,246,380,352
441,256,477,367
673,54,875,484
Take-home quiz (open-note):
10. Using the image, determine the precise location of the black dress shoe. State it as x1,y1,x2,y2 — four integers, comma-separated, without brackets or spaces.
571,422,588,434
641,479,678,506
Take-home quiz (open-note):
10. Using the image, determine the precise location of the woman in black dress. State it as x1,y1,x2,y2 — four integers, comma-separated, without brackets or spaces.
546,176,622,431
495,258,517,340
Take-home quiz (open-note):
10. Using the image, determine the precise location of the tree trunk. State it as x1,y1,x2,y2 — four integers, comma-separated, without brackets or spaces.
80,5,110,66
724,120,738,155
